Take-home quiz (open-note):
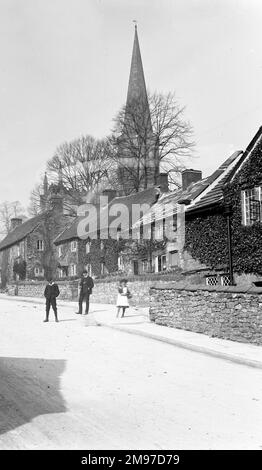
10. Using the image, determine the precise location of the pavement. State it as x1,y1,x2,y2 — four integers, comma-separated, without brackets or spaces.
0,293,262,370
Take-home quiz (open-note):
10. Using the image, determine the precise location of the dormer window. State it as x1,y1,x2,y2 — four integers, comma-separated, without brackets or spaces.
241,187,262,226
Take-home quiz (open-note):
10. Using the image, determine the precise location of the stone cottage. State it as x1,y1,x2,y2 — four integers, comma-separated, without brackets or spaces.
133,149,244,277
134,126,262,285
0,190,72,286
184,125,262,286
53,186,162,278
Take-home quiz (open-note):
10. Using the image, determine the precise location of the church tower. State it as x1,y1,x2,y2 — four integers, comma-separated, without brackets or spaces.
117,25,159,194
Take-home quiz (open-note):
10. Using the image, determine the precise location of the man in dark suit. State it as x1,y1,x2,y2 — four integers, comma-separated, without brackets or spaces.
76,270,94,315
43,278,60,322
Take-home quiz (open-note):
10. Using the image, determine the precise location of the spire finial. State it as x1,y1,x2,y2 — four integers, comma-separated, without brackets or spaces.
133,19,137,29
43,172,48,195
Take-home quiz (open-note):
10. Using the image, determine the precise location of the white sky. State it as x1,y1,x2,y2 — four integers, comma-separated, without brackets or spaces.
0,0,262,208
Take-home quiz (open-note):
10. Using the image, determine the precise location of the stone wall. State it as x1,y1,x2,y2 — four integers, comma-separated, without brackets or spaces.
6,273,184,306
149,284,262,344
7,280,79,301
91,279,178,306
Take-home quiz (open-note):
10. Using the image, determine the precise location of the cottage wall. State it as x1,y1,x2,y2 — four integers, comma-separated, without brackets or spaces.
182,135,262,279
26,229,45,279
56,240,80,278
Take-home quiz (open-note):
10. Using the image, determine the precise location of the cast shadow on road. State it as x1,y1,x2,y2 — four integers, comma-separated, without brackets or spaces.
0,357,66,436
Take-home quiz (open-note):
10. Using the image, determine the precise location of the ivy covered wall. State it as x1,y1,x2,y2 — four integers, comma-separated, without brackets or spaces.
224,136,262,274
184,136,262,276
78,238,122,277
184,211,228,270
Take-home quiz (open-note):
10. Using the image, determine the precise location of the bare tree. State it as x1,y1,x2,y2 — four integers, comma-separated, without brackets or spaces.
110,91,195,192
28,182,43,216
47,135,115,206
0,201,26,236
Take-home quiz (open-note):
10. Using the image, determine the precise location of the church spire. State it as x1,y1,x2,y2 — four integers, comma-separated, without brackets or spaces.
126,24,148,106
43,172,48,196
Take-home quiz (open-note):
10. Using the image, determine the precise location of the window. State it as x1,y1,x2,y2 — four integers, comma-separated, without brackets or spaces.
69,264,77,276
86,242,91,254
58,246,62,257
101,262,105,275
155,222,163,240
118,255,124,270
58,267,67,278
58,268,63,278
143,225,151,240
34,266,44,277
71,241,77,252
242,186,262,226
165,216,176,239
206,274,231,286
142,259,149,272
221,274,231,286
161,255,167,271
206,275,218,286
37,240,44,251
155,254,167,272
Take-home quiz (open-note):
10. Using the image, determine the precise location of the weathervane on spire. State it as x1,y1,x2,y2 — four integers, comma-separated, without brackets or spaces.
133,19,138,29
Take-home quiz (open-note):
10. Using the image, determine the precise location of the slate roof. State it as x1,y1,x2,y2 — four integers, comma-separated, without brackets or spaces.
53,214,89,244
132,151,243,228
186,151,242,212
54,187,160,243
0,213,45,251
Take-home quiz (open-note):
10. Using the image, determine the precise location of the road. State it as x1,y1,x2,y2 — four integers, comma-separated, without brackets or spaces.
0,297,262,450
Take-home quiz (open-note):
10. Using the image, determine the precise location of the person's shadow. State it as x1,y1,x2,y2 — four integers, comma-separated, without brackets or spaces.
0,357,66,436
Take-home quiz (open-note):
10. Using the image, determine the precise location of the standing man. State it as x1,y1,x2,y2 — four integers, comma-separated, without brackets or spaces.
76,269,94,315
43,278,60,322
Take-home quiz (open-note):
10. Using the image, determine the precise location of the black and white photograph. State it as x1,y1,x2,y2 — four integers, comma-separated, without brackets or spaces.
0,0,262,457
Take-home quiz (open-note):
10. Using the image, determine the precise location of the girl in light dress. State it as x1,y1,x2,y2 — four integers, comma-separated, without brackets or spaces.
116,279,131,318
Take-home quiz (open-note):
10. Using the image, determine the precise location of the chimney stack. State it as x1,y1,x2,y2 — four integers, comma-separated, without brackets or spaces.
102,189,117,203
181,169,202,190
10,218,23,231
157,173,169,193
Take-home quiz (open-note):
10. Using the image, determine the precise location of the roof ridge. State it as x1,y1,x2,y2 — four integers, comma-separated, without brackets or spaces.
188,151,243,210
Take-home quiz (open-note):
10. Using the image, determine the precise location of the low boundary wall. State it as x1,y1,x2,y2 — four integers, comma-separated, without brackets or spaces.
149,284,262,344
5,274,184,307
